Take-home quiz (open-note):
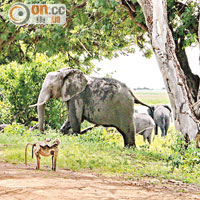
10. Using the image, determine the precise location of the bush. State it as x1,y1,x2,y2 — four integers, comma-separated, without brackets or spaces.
4,123,30,135
167,133,200,175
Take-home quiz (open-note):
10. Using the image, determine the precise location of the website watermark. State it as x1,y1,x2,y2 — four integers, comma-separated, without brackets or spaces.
8,3,66,26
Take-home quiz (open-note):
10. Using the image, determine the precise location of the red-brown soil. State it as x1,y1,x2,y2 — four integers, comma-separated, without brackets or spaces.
0,162,200,200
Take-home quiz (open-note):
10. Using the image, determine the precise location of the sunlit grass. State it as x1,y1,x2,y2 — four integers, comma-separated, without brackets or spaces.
1,124,200,185
134,90,170,105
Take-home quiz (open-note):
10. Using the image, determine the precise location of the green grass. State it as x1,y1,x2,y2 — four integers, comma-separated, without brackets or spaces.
134,90,170,105
0,91,200,186
1,125,200,185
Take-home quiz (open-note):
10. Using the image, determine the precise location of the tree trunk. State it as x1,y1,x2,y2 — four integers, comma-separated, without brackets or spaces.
175,38,199,101
137,0,200,141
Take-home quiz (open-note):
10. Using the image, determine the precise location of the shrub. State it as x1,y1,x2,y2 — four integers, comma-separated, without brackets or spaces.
167,133,200,175
4,123,30,135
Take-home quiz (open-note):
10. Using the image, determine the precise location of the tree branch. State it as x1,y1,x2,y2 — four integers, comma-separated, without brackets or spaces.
0,27,21,51
77,38,92,56
63,0,88,29
121,0,148,32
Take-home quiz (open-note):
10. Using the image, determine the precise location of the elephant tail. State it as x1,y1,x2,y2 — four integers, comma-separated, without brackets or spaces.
129,90,152,110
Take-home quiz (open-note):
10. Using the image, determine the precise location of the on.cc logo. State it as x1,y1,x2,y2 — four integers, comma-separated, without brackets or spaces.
9,2,30,26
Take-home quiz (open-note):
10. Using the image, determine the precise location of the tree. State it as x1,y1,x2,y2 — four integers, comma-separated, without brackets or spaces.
0,0,199,142
136,0,199,142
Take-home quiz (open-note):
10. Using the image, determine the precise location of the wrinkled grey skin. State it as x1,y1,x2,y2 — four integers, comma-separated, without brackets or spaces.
147,105,172,137
37,68,151,147
134,113,155,144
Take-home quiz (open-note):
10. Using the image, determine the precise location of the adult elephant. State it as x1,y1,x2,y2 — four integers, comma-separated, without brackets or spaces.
36,68,151,147
147,105,172,137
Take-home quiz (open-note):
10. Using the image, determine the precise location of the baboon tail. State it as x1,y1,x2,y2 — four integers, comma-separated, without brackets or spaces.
25,143,33,166
32,145,34,159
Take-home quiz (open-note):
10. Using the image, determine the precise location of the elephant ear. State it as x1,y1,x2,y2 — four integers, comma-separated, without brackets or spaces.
61,69,88,101
163,105,172,113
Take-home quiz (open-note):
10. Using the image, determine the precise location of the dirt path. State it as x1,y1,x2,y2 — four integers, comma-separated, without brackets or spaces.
0,162,200,200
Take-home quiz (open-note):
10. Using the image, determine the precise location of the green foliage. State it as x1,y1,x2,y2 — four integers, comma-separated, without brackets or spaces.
0,0,148,65
0,0,198,66
167,134,200,178
0,100,11,124
0,0,198,96
0,55,68,127
4,123,31,135
167,134,186,172
167,0,198,48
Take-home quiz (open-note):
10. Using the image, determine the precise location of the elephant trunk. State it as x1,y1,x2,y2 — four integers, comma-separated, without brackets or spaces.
38,104,45,132
37,90,51,133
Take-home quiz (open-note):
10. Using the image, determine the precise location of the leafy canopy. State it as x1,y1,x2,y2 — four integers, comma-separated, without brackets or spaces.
0,0,198,66
0,0,147,65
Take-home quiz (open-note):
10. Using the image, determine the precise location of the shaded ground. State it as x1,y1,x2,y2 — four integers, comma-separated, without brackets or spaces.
0,162,200,200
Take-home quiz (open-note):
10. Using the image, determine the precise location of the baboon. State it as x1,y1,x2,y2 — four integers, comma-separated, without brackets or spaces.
25,138,61,171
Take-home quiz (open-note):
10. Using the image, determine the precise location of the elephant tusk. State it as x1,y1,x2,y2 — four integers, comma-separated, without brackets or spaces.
29,101,47,108
136,126,155,135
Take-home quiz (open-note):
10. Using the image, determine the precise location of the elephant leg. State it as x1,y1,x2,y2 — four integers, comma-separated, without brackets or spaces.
116,125,136,147
160,126,165,137
147,130,152,144
165,119,170,136
143,134,147,143
144,130,152,144
147,136,151,144
60,119,72,135
140,131,147,143
165,126,169,136
155,124,158,135
68,99,83,135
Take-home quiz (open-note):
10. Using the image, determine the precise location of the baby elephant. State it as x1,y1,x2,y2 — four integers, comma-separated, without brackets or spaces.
25,138,61,171
147,105,172,137
134,113,155,144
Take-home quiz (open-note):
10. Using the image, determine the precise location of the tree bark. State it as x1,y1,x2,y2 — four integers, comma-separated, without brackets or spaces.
198,15,200,106
137,0,200,141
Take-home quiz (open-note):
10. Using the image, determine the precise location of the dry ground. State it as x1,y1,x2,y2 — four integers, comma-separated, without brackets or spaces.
0,162,200,200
